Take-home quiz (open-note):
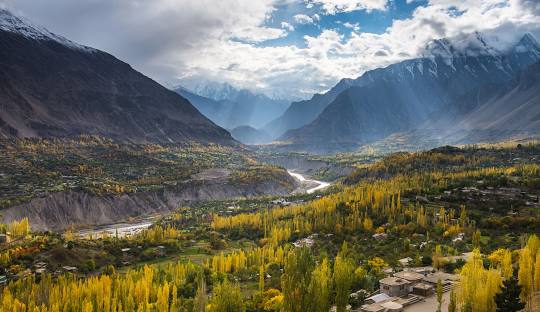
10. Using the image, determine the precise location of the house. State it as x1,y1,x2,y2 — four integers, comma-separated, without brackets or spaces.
423,271,459,286
412,282,433,296
379,277,411,297
372,233,388,240
398,257,412,267
407,266,434,276
62,266,78,273
361,297,404,312
364,293,391,304
0,233,9,244
293,234,316,248
393,271,424,285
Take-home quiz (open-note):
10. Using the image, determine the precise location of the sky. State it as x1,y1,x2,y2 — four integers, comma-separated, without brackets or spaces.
1,0,540,100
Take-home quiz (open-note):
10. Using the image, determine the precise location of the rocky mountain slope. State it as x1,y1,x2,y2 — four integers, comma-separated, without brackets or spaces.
229,125,272,145
1,169,297,231
278,33,540,153
0,10,233,145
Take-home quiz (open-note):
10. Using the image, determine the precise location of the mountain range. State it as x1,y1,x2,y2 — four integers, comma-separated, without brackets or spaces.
0,9,234,145
174,83,290,131
2,9,540,154
271,32,540,153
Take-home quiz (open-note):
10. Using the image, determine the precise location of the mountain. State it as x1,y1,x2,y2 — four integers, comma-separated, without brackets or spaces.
0,10,234,145
175,82,290,129
278,33,540,153
440,59,540,142
263,78,355,138
230,126,272,145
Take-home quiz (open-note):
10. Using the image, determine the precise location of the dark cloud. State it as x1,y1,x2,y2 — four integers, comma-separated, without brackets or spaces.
419,18,447,37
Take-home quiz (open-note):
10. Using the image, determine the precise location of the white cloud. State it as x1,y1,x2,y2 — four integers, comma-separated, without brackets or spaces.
293,14,314,24
343,22,360,31
2,0,540,100
233,26,287,42
306,0,389,14
281,21,295,31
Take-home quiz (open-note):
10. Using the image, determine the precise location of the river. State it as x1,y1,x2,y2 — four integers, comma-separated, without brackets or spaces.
287,170,331,194
78,171,331,237
78,218,154,238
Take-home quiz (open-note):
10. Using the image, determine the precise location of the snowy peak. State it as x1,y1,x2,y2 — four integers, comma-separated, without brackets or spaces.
511,33,540,56
422,32,499,59
0,9,94,52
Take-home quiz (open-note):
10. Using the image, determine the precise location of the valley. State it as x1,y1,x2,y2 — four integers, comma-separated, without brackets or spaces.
1,6,540,312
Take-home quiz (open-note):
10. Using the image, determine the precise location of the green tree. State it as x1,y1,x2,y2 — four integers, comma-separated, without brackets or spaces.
472,230,481,249
448,288,457,312
310,258,331,312
334,256,354,312
210,280,245,312
194,276,207,312
495,278,525,312
281,248,315,312
436,279,444,312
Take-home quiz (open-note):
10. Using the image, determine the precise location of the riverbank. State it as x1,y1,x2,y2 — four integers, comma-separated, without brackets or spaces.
287,170,331,194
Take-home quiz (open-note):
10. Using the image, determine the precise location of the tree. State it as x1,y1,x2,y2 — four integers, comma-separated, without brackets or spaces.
535,251,540,291
448,288,457,312
310,258,331,312
259,265,265,295
194,277,207,312
334,256,354,312
495,278,525,312
436,279,444,312
281,248,315,312
433,245,444,270
518,248,533,305
209,280,245,312
472,230,481,249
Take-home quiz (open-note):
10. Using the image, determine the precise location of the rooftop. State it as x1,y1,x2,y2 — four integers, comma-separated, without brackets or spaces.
380,276,411,286
394,271,425,282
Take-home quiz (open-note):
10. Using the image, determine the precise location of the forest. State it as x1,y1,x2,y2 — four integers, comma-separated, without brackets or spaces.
1,142,540,311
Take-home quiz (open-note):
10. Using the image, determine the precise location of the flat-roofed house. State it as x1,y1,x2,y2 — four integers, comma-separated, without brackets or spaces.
393,271,424,285
380,277,411,297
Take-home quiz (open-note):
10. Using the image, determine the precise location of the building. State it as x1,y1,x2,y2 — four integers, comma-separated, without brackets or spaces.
393,271,424,285
412,282,433,296
0,233,9,244
380,277,411,297
372,233,388,240
398,257,412,267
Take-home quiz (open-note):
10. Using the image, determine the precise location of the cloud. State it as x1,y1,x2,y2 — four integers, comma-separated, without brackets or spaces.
0,0,281,81
306,0,389,14
343,22,360,31
2,0,540,100
293,14,314,24
281,21,295,31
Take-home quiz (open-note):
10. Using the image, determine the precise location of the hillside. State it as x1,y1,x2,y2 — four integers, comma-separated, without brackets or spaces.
278,33,540,153
0,10,234,145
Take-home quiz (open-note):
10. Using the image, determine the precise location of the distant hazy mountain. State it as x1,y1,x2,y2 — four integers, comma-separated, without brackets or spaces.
230,126,272,145
263,78,355,138
175,84,289,129
279,33,540,153
0,10,234,145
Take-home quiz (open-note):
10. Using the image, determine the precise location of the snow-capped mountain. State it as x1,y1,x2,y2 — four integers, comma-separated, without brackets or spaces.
175,82,290,130
0,9,94,52
0,9,234,144
277,32,540,153
266,32,540,141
